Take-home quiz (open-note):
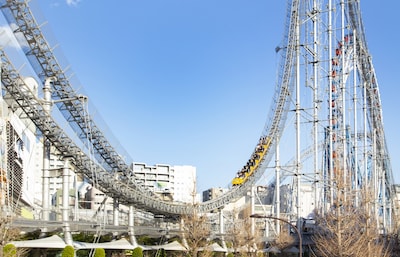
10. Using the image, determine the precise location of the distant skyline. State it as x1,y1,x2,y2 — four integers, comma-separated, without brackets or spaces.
1,1,399,192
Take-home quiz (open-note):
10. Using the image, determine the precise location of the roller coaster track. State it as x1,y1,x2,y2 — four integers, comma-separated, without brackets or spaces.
0,0,300,216
0,49,195,216
0,0,395,224
0,0,193,216
347,2,395,220
348,2,393,185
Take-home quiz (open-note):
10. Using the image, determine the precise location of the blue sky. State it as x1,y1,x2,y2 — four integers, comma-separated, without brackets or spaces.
2,1,399,192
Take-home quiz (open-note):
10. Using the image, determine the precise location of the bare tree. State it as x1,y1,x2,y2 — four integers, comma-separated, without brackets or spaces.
312,172,394,257
181,208,212,257
226,206,261,257
226,217,246,254
0,215,28,257
270,226,295,251
178,178,216,257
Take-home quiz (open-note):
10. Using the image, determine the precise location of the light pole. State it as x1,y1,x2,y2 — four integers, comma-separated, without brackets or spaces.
250,214,302,257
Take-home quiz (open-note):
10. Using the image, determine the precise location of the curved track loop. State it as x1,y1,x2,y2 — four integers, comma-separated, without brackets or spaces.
347,2,394,203
0,0,198,216
0,1,131,177
0,50,194,217
0,0,301,216
348,2,393,180
0,0,394,220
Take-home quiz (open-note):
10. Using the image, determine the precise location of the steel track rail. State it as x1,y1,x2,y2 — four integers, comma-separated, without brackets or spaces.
347,1,394,189
198,0,300,213
0,50,193,217
0,0,186,214
0,0,300,215
0,0,132,177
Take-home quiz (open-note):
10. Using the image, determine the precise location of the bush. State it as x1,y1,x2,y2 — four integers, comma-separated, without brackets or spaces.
3,244,17,257
61,245,75,257
131,247,143,257
157,248,166,257
226,253,234,257
94,248,105,257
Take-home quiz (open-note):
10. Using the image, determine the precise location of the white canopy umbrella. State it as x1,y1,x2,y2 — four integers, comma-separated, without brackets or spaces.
199,242,227,252
73,238,148,250
8,235,67,249
234,245,257,253
149,241,187,251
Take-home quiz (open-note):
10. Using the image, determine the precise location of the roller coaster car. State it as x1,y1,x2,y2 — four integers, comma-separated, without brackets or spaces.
232,137,271,186
232,177,244,186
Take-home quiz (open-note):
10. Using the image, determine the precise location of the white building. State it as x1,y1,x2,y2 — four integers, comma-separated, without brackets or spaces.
0,78,43,218
132,162,197,203
174,165,196,203
202,187,229,202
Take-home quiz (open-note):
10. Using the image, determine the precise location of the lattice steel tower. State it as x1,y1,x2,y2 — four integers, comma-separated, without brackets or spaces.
271,0,396,233
0,0,396,234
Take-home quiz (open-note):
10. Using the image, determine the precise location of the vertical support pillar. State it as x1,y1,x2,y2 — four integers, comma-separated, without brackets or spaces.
265,217,270,238
128,205,137,246
250,186,255,236
73,175,78,221
328,0,334,211
62,157,72,245
113,198,119,226
312,0,320,214
352,31,359,206
219,208,224,235
363,82,368,205
181,218,189,249
294,0,302,228
275,141,281,234
340,0,348,188
42,139,50,221
218,208,227,249
373,130,379,227
42,78,54,221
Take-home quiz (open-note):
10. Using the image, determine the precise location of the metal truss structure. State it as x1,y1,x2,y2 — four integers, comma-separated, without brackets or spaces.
0,0,396,233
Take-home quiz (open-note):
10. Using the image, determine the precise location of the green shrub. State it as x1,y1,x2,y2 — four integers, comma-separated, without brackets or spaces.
156,248,166,257
3,244,17,257
61,245,75,257
131,247,143,257
226,252,234,257
94,248,105,257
